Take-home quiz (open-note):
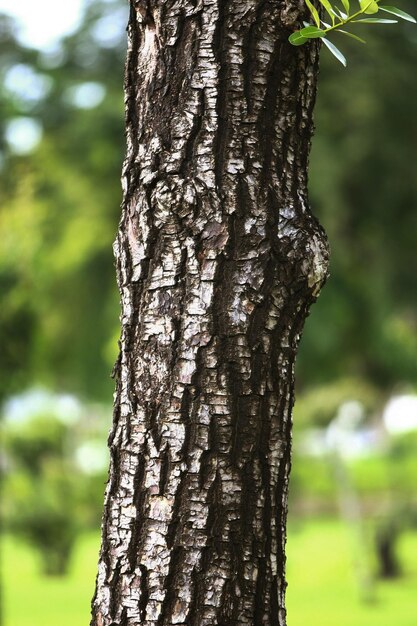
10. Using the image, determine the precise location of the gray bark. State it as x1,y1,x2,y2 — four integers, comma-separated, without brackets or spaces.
91,1,329,624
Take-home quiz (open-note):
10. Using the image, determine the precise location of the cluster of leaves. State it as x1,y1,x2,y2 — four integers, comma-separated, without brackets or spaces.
289,0,415,65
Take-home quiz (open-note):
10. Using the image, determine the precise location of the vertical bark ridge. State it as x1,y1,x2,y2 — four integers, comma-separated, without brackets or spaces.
91,1,329,625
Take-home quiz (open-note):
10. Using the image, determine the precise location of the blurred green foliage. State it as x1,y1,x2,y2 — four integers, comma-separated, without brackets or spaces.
291,441,417,502
6,463,79,576
3,409,107,575
293,376,380,427
299,8,417,390
0,0,416,403
4,413,67,474
3,414,78,575
0,1,126,402
2,531,101,626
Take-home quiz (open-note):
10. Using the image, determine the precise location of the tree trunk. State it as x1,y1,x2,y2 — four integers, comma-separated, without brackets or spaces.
91,1,329,625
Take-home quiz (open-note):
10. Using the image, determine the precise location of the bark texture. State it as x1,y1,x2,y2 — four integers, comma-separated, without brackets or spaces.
91,1,329,624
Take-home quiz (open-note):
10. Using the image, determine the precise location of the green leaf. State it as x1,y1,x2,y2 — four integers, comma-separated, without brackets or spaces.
359,0,379,13
306,0,321,27
353,17,397,22
299,25,327,38
379,5,416,22
337,29,367,42
322,37,347,65
289,31,309,45
318,0,336,24
340,0,350,14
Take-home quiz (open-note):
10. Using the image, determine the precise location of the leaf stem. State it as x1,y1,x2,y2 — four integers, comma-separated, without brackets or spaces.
323,0,375,35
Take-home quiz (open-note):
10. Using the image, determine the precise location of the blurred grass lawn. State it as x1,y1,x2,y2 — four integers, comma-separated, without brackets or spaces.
3,519,417,625
2,532,100,626
287,519,417,626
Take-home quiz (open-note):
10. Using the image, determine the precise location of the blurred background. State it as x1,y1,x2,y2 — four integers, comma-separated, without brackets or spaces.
1,1,417,624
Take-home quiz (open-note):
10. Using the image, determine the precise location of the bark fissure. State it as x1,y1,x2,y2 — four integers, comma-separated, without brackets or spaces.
91,1,329,624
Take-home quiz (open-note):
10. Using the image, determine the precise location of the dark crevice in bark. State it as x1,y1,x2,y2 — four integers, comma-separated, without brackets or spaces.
187,471,224,623
179,386,193,463
179,87,206,178
109,562,122,622
157,546,186,626
271,577,282,626
228,358,241,468
165,468,187,550
254,392,273,623
139,564,149,622
198,407,217,491
148,402,162,449
161,14,199,123
258,41,285,186
213,0,230,192
242,0,268,114
127,450,147,570
159,447,170,495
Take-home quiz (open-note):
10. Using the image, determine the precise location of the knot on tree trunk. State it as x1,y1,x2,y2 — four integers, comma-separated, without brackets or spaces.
276,203,330,299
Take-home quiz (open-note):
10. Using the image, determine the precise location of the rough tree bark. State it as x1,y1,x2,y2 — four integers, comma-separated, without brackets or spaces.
91,1,329,624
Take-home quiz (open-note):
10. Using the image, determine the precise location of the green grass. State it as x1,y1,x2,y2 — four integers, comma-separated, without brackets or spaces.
2,532,101,626
287,518,417,626
2,519,417,625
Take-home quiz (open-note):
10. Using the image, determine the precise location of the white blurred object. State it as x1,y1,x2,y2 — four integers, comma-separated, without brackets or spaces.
3,387,82,424
75,440,108,474
0,0,84,48
4,117,42,154
4,64,52,105
65,82,106,109
91,7,127,48
383,395,417,434
326,400,369,459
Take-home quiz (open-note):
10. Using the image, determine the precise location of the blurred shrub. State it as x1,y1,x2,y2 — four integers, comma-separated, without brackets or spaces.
3,407,108,575
293,435,417,501
3,413,67,474
291,455,336,501
5,463,79,576
293,378,379,428
76,468,107,528
292,393,417,524
350,455,391,495
389,429,417,459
